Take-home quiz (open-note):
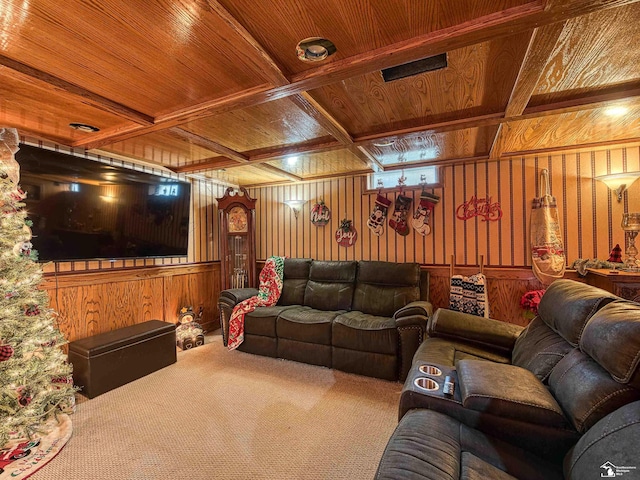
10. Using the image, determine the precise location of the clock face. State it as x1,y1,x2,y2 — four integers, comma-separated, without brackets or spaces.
228,206,248,233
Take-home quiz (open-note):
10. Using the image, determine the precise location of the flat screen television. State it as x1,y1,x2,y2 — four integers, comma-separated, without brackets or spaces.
15,145,191,262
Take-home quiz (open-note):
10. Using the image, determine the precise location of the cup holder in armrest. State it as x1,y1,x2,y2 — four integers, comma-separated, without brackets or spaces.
414,377,439,391
418,365,442,376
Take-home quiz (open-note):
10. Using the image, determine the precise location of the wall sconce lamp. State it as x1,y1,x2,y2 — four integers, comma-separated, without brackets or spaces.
284,199,306,219
595,171,640,202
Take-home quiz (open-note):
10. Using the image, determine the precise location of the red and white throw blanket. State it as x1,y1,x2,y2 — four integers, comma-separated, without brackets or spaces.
227,256,285,350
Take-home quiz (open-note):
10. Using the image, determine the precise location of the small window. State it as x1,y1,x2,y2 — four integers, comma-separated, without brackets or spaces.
368,166,439,191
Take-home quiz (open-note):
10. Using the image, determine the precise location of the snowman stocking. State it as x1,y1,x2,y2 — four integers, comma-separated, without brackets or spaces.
412,191,440,236
388,193,412,236
367,194,392,236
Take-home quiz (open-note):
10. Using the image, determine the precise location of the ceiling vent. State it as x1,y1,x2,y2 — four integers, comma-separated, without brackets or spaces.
381,53,447,82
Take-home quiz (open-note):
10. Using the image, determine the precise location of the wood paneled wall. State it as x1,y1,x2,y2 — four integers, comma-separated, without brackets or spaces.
248,146,640,267
21,137,640,332
248,146,639,322
42,263,221,342
20,137,228,342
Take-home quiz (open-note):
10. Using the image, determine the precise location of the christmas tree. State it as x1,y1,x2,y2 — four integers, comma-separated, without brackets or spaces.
0,128,75,448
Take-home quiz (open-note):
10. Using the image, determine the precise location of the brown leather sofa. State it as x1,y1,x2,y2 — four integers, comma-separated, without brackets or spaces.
218,259,431,381
376,279,640,479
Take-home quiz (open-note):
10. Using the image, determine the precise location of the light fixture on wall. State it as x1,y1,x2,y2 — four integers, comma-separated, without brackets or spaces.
595,171,640,202
284,199,306,219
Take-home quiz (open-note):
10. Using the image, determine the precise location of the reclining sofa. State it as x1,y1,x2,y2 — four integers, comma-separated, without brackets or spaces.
218,259,431,381
376,279,640,479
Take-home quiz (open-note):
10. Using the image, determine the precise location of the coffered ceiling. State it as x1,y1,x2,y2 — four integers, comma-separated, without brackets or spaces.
1,0,639,187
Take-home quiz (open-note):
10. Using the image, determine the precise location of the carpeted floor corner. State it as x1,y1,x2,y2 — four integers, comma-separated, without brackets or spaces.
30,334,402,479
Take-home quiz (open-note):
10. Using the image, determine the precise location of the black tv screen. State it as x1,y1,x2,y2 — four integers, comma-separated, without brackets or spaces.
16,145,191,262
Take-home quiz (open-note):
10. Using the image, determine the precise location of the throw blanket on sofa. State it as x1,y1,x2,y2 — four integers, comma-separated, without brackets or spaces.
227,256,285,350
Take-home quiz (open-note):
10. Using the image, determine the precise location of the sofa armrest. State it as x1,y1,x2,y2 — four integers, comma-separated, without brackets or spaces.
394,312,429,382
429,308,524,356
220,288,259,305
218,288,258,346
394,300,433,320
457,359,569,428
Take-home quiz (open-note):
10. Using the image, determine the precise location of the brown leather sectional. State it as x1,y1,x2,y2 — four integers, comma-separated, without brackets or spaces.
376,279,640,479
218,259,432,381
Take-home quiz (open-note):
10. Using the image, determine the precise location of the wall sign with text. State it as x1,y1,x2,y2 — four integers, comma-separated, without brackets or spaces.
310,200,331,226
335,219,357,247
456,195,502,222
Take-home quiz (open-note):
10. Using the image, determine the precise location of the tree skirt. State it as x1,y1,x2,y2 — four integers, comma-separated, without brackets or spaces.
0,414,72,479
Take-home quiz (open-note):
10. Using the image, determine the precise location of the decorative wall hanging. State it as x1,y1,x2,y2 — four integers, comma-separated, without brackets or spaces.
530,169,566,285
388,173,412,236
389,193,412,236
412,187,440,236
456,195,502,222
335,218,357,247
310,199,331,226
366,194,391,236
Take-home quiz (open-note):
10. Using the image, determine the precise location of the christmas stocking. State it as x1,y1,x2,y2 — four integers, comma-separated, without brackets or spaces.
367,194,392,236
389,194,412,236
412,191,440,236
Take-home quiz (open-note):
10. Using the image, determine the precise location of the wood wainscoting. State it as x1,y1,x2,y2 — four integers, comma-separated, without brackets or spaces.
427,266,582,327
257,259,583,327
41,262,221,343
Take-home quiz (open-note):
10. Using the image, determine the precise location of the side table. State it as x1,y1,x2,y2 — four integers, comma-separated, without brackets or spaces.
585,268,640,302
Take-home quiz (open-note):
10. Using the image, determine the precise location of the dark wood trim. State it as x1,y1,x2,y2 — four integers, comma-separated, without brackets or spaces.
0,53,153,125
42,262,218,288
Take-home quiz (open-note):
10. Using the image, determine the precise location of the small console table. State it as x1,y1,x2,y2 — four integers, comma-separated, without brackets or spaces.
585,268,640,302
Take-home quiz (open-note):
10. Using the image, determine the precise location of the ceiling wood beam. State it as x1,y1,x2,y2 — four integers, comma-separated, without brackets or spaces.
491,22,566,159
519,83,640,119
243,169,373,188
500,136,640,158
383,155,490,172
488,124,505,160
504,22,567,118
254,163,302,182
288,93,354,145
70,0,634,150
0,54,154,126
168,127,249,163
246,138,342,162
355,113,506,143
76,84,276,149
205,0,290,87
169,156,237,173
353,146,384,171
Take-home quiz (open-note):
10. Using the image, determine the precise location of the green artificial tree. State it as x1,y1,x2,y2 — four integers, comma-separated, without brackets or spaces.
0,128,75,448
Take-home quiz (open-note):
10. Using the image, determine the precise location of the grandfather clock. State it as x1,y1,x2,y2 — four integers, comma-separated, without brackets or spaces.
217,187,257,290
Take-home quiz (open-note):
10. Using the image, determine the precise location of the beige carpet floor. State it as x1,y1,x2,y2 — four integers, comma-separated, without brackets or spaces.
31,334,402,480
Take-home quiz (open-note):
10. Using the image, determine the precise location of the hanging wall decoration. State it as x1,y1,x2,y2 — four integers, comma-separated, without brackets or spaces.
389,193,412,236
366,194,392,236
335,218,357,247
310,199,331,226
413,177,440,236
388,172,412,236
456,195,502,222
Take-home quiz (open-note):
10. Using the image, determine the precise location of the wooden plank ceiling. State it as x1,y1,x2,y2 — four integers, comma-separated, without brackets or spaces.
1,0,639,187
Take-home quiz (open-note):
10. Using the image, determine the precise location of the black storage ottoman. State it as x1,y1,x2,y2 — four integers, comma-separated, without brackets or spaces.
68,320,177,398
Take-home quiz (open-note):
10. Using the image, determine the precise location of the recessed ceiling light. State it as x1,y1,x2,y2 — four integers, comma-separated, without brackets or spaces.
296,37,336,62
604,106,629,117
69,122,100,132
287,156,299,166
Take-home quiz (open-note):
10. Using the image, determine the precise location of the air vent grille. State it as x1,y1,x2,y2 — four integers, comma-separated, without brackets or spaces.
381,53,447,82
